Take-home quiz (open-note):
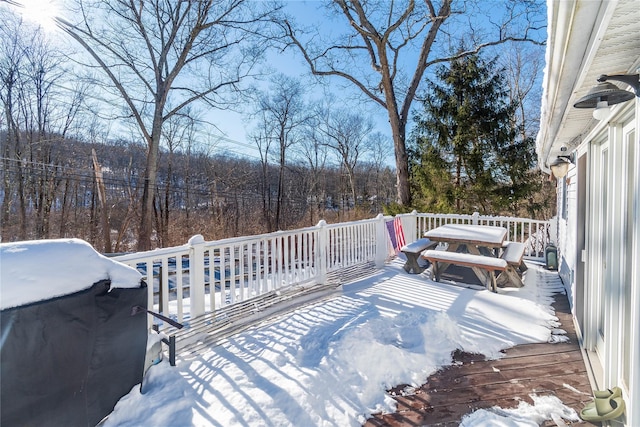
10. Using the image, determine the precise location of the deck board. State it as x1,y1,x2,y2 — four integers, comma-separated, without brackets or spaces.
365,279,597,426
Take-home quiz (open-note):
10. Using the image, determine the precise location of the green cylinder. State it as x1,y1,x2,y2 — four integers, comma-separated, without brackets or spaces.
545,244,558,270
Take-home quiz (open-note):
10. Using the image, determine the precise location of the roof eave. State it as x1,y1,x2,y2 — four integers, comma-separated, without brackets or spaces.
536,0,619,173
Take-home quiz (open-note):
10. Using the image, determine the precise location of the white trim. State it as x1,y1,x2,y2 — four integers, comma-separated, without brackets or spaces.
604,122,625,384
580,109,638,424
620,119,639,426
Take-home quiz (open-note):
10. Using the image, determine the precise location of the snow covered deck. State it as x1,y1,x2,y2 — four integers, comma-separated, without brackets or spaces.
103,258,595,426
365,265,596,426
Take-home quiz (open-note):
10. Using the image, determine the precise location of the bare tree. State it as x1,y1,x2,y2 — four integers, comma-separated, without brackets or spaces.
0,12,28,239
155,111,198,246
0,11,85,240
316,107,373,208
298,127,329,224
22,28,72,239
365,131,394,212
280,0,545,207
499,42,551,217
501,43,544,141
252,129,275,230
54,0,276,250
253,74,310,231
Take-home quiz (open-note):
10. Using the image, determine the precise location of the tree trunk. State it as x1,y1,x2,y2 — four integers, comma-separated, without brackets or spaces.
92,149,112,252
138,112,162,251
59,177,70,237
276,138,285,230
17,156,27,240
346,166,357,208
387,106,411,206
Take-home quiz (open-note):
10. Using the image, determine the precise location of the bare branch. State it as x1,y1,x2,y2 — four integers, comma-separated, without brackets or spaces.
55,16,153,143
282,19,386,108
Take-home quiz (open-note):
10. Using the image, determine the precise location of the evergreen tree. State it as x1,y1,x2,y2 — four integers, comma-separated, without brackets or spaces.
410,49,536,215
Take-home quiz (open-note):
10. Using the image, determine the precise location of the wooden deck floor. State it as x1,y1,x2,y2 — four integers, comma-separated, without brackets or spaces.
365,272,597,426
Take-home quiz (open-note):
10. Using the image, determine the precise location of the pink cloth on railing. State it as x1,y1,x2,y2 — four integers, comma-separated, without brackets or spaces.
385,217,406,252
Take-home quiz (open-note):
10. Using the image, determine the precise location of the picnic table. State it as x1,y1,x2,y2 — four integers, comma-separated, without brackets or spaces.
422,224,525,291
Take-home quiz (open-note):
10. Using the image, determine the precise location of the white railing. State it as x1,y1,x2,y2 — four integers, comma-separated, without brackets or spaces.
114,212,550,330
114,215,393,327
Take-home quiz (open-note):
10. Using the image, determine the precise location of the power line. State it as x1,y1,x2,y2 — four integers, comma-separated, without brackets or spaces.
0,156,318,201
1,156,391,206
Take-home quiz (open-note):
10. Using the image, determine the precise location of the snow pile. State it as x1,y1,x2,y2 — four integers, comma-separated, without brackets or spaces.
0,238,142,310
460,395,580,426
103,262,571,426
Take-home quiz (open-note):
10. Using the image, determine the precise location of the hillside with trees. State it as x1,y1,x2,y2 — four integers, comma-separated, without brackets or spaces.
1,131,396,251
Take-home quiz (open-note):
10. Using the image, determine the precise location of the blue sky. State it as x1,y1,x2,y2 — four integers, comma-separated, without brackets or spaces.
211,0,395,164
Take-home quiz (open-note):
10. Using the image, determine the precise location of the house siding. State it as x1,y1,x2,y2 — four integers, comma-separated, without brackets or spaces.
556,104,639,426
558,168,578,312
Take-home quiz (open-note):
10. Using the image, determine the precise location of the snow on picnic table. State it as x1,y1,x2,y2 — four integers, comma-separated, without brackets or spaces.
104,259,579,427
424,223,508,246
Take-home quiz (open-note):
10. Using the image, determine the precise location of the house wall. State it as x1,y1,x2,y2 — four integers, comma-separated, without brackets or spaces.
558,167,578,311
557,101,639,426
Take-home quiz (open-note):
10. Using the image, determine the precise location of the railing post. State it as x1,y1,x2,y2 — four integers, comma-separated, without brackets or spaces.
188,234,206,318
472,212,480,225
158,264,164,315
375,214,387,268
316,220,328,285
405,210,419,243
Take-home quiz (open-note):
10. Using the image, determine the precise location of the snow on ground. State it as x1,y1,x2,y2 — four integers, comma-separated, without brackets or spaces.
460,394,579,426
103,260,579,427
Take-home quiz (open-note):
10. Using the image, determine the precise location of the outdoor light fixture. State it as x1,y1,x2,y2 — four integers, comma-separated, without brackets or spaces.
574,73,640,120
549,152,574,179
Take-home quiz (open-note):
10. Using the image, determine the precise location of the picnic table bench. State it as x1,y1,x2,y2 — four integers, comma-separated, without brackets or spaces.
501,241,527,271
496,241,526,288
400,238,438,273
423,249,507,292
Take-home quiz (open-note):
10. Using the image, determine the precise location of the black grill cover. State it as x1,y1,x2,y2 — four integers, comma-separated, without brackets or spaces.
1,279,147,427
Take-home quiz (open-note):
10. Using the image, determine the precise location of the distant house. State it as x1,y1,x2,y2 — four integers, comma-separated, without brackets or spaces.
536,0,639,425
